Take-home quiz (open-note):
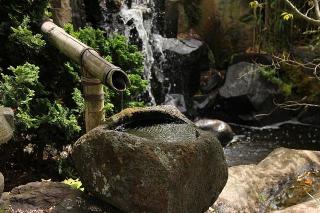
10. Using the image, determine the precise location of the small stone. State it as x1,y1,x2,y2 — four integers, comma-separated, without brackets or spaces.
195,119,234,146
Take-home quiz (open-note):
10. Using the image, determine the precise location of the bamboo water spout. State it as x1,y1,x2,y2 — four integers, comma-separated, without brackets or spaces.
41,21,130,91
41,20,130,131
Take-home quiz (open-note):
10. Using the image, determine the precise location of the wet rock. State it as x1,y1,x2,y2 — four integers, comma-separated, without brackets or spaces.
209,148,320,212
0,172,3,196
72,105,228,213
0,107,14,145
195,119,234,146
0,181,120,212
164,93,187,113
219,62,279,111
151,34,210,112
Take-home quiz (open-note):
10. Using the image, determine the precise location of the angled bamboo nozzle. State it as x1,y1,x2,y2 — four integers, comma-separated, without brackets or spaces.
40,20,130,91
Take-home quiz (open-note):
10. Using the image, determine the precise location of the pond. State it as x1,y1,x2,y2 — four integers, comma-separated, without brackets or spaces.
224,120,320,166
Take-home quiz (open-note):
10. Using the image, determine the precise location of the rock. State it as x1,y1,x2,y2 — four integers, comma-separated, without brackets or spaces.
151,34,210,113
0,181,120,212
0,107,14,145
209,148,320,212
72,105,228,213
50,0,73,27
297,107,320,125
190,0,254,67
195,119,234,146
216,62,285,124
164,93,187,113
219,62,279,110
0,172,3,196
271,196,320,213
230,53,273,66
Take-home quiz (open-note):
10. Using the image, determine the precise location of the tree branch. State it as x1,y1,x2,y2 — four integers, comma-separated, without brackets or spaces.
283,0,320,26
313,0,320,19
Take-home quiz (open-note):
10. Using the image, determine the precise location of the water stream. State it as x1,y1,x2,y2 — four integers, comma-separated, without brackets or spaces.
224,121,320,166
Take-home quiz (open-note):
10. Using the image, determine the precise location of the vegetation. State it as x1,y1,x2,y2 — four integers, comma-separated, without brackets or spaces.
63,178,84,191
0,0,147,181
247,0,320,104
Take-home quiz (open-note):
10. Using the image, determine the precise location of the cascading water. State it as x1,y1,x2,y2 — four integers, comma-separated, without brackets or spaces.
119,0,158,104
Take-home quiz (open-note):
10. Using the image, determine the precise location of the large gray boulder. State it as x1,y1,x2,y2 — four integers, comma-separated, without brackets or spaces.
0,107,14,145
209,148,320,212
151,35,210,112
72,105,228,213
0,181,120,212
219,62,279,111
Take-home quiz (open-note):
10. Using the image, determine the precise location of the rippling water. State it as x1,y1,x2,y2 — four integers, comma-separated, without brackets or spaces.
224,121,320,166
121,123,199,143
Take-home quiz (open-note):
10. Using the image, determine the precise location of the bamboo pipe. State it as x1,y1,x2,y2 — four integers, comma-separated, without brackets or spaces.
41,20,130,131
41,20,130,91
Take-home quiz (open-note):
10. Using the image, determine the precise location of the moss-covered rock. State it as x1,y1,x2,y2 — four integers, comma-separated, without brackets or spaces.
72,105,228,213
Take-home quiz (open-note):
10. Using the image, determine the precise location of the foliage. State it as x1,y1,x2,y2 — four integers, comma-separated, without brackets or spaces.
63,178,84,191
281,12,294,21
64,24,148,116
259,65,293,96
0,63,81,140
9,16,46,52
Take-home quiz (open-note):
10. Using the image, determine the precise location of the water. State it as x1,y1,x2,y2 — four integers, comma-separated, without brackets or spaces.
119,2,156,104
224,121,320,166
120,123,199,143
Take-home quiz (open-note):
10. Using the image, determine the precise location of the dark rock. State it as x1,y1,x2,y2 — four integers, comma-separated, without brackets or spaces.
292,45,320,63
230,53,273,66
151,34,210,112
193,0,254,68
200,72,223,93
164,93,187,113
297,107,320,125
72,105,228,213
0,181,120,213
195,119,234,146
193,91,218,111
209,148,320,212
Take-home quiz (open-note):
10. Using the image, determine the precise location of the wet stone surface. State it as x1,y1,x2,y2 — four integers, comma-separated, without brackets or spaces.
269,170,320,211
122,123,199,143
224,121,320,166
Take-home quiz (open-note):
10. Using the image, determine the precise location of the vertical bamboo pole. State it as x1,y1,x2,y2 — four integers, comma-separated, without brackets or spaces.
82,70,105,132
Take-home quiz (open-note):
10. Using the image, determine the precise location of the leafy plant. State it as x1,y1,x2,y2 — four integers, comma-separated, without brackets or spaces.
63,178,84,191
64,24,148,116
0,63,82,140
259,65,292,96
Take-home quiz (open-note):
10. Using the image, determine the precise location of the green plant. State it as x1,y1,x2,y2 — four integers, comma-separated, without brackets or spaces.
63,178,84,191
259,65,293,96
0,63,81,143
64,24,148,116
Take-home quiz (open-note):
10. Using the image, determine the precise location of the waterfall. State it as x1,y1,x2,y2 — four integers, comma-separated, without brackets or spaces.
119,1,157,104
